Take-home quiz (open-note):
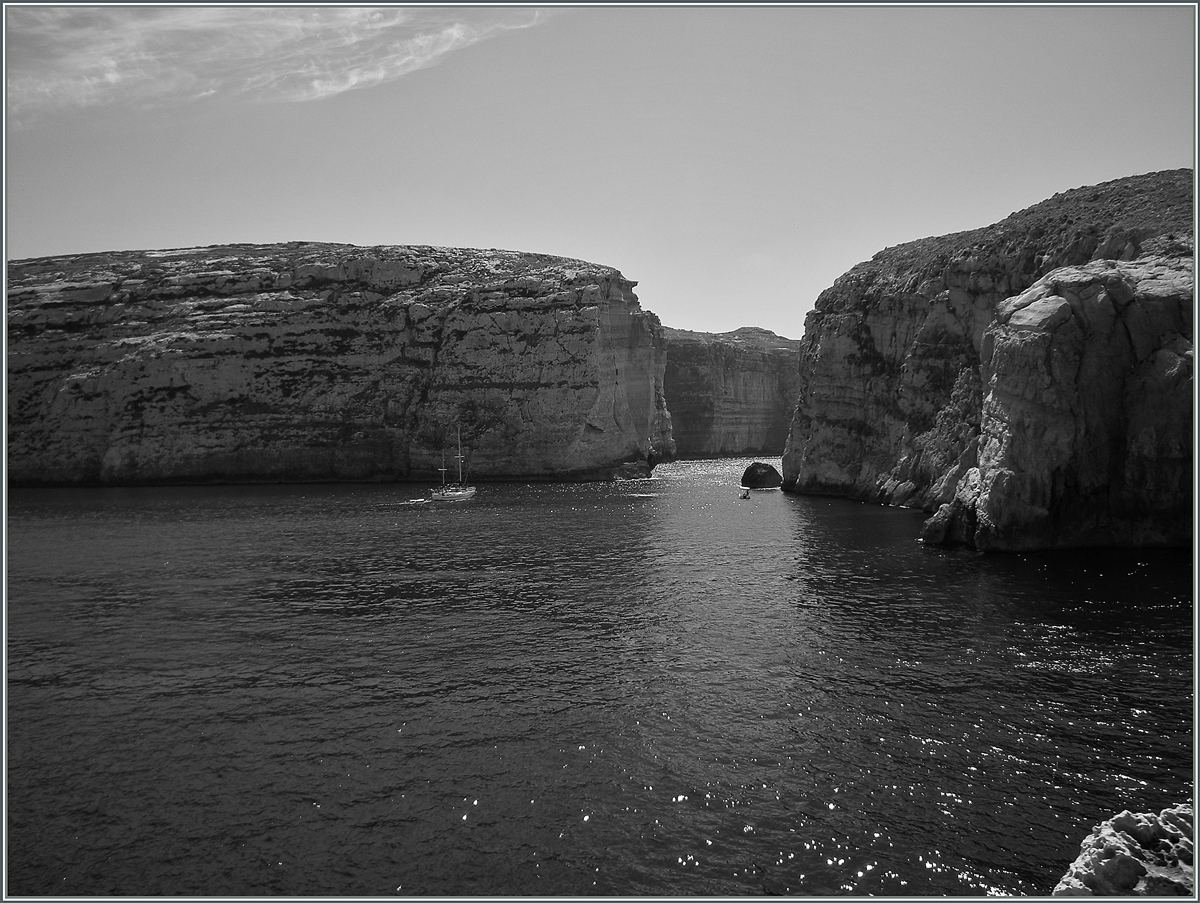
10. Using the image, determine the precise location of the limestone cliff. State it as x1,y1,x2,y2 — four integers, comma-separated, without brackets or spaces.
663,326,801,457
922,255,1193,549
781,169,1193,551
1053,804,1194,896
7,243,673,485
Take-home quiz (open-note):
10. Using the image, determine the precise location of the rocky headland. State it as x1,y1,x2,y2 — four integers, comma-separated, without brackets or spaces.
1053,804,1194,896
780,169,1193,551
7,243,674,485
663,326,801,457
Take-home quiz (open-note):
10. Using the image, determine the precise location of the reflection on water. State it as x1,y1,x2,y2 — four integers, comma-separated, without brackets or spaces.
6,459,1192,895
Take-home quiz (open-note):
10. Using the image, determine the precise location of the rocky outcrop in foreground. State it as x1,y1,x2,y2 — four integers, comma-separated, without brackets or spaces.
663,326,801,457
1054,804,1194,896
781,169,1193,551
7,243,674,485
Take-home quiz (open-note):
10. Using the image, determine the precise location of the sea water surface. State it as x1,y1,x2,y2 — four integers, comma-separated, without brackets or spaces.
6,458,1193,896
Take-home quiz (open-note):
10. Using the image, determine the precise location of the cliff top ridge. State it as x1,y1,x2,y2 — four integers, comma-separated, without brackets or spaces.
815,168,1193,312
663,325,801,351
7,241,634,293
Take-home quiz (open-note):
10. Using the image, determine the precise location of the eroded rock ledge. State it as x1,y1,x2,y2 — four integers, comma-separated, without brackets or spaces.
663,326,801,457
781,169,1193,551
7,243,674,485
1053,804,1194,896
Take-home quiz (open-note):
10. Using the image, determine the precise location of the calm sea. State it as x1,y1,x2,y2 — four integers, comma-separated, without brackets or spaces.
6,458,1193,897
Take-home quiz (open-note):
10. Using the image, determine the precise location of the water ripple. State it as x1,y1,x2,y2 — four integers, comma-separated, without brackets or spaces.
6,462,1192,896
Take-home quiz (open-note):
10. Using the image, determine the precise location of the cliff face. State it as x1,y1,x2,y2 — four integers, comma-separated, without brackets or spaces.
781,169,1193,551
7,243,673,485
922,255,1193,550
663,326,801,457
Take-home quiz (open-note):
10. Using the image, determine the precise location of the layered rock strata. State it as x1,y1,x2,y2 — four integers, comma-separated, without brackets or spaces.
1053,804,1194,896
781,169,1193,551
663,326,801,457
7,243,675,485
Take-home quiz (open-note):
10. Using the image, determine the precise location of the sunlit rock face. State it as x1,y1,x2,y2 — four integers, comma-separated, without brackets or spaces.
663,327,801,457
922,255,1193,550
7,243,674,485
1053,804,1194,896
781,169,1193,550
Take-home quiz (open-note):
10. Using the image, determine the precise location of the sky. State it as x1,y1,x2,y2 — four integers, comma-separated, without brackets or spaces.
4,4,1196,336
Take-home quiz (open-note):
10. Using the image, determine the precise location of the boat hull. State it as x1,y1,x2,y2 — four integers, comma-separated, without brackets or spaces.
430,487,476,501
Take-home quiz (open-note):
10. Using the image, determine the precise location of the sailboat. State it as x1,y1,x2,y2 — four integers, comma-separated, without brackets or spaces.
430,426,476,501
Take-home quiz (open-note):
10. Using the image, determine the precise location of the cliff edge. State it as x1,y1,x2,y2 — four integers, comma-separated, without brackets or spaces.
781,169,1193,551
7,243,673,485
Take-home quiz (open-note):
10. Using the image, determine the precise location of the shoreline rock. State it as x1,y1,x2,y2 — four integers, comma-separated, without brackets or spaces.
1053,804,1194,896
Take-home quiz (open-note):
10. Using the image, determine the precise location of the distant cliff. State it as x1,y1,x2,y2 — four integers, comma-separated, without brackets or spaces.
7,243,674,485
662,326,801,457
781,169,1193,551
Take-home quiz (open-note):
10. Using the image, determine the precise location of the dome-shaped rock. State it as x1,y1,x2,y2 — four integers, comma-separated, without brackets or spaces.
741,461,782,489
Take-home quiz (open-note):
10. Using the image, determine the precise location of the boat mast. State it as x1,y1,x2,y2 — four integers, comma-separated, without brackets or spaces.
455,425,465,485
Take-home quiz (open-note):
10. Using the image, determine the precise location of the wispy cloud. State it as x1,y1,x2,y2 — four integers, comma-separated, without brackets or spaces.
5,6,547,120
